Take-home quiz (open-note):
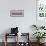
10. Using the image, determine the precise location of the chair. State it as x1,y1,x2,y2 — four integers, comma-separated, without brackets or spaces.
4,27,19,46
18,33,30,46
4,33,18,46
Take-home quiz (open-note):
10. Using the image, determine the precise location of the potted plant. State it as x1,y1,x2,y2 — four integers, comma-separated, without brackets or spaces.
33,32,46,43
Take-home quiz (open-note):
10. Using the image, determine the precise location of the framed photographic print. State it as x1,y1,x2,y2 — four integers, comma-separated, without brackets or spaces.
10,10,24,17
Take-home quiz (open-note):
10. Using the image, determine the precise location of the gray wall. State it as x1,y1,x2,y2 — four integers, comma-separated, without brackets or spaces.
0,0,36,42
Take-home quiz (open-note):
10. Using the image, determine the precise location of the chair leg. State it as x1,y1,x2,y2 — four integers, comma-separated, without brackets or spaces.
4,33,7,46
16,33,18,46
5,41,7,46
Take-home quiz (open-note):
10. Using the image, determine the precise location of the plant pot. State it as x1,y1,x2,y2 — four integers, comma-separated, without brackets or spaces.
40,38,45,43
37,39,45,44
37,39,40,43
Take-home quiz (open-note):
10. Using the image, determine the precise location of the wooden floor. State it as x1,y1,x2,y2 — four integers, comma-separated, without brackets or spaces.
0,42,46,46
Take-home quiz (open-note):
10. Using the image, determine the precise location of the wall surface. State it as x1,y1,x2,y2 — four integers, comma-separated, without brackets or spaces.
0,0,36,42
